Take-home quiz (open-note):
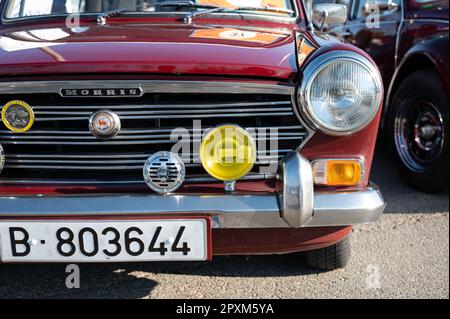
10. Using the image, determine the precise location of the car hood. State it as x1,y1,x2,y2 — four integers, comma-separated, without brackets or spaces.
0,22,298,80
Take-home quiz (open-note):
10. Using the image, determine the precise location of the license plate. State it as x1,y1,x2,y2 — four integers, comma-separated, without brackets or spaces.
0,219,211,263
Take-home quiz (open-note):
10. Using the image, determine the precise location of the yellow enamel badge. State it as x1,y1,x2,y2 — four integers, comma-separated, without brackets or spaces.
1,100,35,133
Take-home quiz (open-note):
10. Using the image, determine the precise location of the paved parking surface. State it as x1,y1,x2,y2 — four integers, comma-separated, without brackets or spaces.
0,148,448,299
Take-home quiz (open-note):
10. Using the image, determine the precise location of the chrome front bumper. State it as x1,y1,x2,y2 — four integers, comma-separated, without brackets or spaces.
0,153,386,229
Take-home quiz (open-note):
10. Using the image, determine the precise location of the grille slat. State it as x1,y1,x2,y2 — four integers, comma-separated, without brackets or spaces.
0,125,303,135
0,87,309,184
0,131,306,141
34,112,295,122
6,151,290,159
30,101,291,110
0,136,303,145
34,109,293,116
6,157,283,165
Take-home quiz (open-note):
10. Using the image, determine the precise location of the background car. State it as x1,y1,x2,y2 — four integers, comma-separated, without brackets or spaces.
308,0,449,193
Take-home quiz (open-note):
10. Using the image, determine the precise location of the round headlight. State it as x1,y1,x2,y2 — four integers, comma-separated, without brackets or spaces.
298,51,383,135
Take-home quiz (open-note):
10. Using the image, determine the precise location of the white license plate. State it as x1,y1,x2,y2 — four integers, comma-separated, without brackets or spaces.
0,219,210,263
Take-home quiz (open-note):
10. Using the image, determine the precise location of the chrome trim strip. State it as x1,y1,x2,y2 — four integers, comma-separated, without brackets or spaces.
33,107,293,116
0,126,303,135
0,173,278,185
27,101,292,110
5,149,292,159
31,112,295,122
0,81,294,95
403,18,449,24
0,132,306,144
6,158,281,165
5,156,283,164
0,135,301,145
3,162,278,170
0,187,385,228
305,186,386,227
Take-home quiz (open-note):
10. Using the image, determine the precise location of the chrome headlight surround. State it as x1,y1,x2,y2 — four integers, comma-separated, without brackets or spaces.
298,50,383,136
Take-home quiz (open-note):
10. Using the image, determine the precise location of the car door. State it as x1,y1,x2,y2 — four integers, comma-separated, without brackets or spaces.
328,0,403,87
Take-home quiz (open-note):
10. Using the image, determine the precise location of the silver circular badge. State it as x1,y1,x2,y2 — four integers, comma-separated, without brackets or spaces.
143,152,186,194
0,144,5,175
89,110,121,139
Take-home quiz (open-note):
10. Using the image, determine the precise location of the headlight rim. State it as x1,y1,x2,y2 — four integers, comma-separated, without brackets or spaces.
297,50,383,136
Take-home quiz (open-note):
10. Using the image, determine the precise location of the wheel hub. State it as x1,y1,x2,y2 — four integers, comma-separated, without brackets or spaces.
395,100,445,172
414,111,443,151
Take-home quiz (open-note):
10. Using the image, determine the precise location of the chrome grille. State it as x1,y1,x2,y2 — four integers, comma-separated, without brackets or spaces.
0,81,310,184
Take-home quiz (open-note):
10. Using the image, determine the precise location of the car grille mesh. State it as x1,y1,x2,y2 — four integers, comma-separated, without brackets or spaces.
0,90,309,184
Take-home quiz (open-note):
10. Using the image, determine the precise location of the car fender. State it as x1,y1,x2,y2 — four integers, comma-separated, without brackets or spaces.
383,34,449,128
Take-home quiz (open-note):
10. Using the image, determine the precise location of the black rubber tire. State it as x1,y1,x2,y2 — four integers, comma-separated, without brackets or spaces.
387,69,449,193
305,236,351,271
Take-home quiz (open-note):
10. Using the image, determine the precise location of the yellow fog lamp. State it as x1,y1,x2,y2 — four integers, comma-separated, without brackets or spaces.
312,159,365,187
200,125,257,192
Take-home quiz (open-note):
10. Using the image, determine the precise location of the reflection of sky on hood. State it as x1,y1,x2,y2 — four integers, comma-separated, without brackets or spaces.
0,28,69,52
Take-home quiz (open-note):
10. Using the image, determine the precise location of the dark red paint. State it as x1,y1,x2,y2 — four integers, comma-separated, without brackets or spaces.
213,226,352,255
0,1,377,255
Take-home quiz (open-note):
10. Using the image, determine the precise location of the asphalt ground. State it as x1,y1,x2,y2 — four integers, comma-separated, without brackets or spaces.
0,147,448,299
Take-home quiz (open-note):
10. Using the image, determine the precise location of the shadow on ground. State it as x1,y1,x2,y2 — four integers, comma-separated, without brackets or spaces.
371,145,449,214
0,254,317,299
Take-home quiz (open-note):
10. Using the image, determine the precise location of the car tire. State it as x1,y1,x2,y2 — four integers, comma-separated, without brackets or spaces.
387,69,449,193
305,236,351,271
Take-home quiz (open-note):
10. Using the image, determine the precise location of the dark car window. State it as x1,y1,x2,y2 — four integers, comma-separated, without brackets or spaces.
354,0,401,19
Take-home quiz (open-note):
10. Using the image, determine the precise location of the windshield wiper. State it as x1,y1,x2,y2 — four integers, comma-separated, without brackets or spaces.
183,5,295,24
96,1,222,24
159,1,221,10
96,1,294,25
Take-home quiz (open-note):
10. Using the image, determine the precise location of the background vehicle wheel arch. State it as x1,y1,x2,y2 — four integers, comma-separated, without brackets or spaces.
382,52,445,132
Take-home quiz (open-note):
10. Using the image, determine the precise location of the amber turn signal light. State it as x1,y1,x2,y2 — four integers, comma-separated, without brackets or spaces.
312,159,365,186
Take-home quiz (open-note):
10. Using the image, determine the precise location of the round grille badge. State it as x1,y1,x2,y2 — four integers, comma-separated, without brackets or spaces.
1,100,35,133
143,152,186,194
89,110,121,139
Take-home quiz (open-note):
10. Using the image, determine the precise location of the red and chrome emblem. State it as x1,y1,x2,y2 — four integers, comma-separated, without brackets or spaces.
89,110,121,139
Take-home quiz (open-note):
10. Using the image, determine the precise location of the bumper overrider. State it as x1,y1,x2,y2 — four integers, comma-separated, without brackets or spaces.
0,152,385,229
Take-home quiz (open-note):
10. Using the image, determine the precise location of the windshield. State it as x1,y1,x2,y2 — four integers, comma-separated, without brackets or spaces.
3,0,296,20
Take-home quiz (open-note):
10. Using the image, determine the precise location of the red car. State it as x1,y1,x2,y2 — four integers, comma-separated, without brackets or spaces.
312,0,449,193
0,0,385,270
